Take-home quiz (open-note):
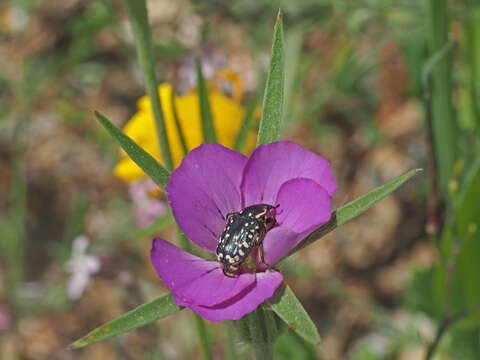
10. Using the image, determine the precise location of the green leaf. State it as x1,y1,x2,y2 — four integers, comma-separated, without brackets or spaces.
257,10,285,146
336,168,421,226
285,169,421,258
94,111,170,190
267,283,321,345
275,329,319,360
123,0,174,171
451,161,480,326
233,97,257,152
71,292,182,348
196,60,217,143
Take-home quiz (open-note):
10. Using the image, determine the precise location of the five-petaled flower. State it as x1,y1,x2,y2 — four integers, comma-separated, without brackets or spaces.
150,141,336,321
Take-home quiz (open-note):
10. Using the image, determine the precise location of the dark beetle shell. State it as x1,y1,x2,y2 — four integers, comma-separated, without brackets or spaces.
216,204,276,276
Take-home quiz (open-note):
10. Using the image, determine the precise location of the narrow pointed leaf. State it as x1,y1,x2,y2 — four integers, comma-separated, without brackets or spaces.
123,0,174,171
71,292,182,348
285,169,421,258
267,283,321,345
94,111,170,190
257,10,285,145
336,168,421,226
196,60,217,143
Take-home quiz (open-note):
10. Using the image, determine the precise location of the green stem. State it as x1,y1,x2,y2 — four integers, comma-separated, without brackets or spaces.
170,86,189,156
247,308,275,360
176,226,192,252
224,322,238,360
192,313,213,360
425,0,457,194
123,0,174,171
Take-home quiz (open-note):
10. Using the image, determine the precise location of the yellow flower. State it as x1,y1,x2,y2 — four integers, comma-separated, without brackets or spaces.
114,72,256,184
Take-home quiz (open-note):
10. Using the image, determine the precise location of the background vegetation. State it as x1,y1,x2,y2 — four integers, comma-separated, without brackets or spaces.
1,0,479,359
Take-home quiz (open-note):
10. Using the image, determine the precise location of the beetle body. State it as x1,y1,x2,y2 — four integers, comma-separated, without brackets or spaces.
216,204,277,277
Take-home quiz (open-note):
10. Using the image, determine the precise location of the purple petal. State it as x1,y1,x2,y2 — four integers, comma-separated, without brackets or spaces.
166,144,247,252
262,178,332,265
262,226,300,265
151,238,257,307
275,178,331,233
181,269,283,322
241,141,337,207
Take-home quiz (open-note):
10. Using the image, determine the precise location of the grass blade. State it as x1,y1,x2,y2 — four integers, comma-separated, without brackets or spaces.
123,0,174,171
233,97,257,152
170,87,189,156
425,0,457,193
196,60,217,143
268,283,321,345
71,293,182,348
94,111,170,190
257,10,285,146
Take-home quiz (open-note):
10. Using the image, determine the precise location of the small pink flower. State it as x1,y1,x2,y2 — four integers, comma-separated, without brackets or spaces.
129,179,168,228
150,141,336,321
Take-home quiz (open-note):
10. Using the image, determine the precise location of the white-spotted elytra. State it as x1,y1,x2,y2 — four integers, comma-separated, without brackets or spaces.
216,204,277,277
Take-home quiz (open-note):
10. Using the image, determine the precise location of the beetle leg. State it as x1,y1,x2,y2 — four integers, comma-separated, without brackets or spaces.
258,241,265,264
255,229,267,265
225,211,239,220
257,242,273,269
223,269,237,277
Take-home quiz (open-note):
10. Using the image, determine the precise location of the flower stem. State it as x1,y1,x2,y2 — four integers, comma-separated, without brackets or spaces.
224,322,238,360
253,344,274,360
247,307,276,360
122,0,174,171
192,312,213,360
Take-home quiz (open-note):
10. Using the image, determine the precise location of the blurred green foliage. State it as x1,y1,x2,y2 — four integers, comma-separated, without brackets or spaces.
1,0,480,358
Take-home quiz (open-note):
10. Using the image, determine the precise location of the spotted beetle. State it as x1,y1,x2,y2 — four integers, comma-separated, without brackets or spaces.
216,204,277,277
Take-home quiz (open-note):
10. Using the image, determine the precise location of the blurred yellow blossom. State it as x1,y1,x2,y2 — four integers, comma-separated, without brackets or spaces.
114,71,256,184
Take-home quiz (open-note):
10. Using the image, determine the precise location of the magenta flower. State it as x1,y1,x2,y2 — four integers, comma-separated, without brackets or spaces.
150,141,336,321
